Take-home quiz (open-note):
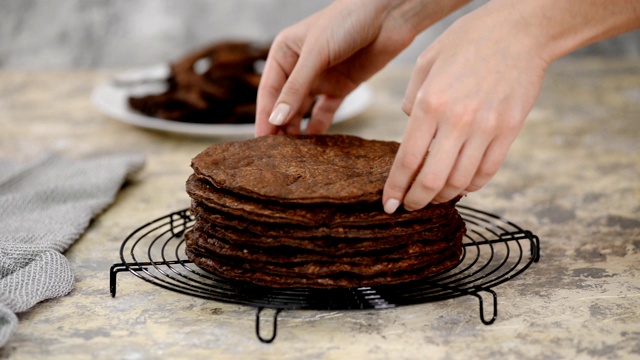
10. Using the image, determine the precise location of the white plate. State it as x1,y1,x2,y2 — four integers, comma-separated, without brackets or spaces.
91,65,373,137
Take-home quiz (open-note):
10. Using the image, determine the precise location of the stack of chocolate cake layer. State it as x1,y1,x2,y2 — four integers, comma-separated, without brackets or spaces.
185,135,465,288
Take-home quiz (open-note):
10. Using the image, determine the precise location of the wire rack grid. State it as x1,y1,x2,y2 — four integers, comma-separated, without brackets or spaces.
110,205,540,343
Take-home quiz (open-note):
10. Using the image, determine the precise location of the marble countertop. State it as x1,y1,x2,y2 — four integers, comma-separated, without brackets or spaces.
0,58,638,359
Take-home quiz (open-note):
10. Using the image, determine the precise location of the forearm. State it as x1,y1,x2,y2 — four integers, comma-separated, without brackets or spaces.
388,0,474,38
324,0,473,49
494,0,640,62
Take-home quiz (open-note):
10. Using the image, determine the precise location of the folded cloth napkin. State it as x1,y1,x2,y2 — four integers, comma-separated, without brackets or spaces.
0,153,145,348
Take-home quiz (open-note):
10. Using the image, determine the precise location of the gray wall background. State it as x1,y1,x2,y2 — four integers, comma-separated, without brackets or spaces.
1,0,638,69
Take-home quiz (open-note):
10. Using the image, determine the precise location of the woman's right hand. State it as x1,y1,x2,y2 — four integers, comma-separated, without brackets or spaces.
255,0,469,136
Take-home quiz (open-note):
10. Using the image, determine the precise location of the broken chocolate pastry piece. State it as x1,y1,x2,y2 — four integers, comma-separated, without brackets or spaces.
129,41,269,124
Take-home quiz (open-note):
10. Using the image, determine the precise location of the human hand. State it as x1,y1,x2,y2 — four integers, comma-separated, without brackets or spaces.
255,0,411,136
255,0,465,136
382,2,549,213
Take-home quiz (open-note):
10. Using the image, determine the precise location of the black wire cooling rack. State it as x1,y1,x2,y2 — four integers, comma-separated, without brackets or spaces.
110,205,540,343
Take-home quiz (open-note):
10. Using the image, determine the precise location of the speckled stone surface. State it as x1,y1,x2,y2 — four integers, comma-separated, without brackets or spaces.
0,58,638,359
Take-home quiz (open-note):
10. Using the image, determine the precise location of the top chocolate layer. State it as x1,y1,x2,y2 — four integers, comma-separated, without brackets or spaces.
191,134,400,204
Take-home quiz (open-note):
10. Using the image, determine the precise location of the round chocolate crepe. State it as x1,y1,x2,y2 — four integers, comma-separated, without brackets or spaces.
190,201,460,239
190,135,400,204
187,173,460,227
186,223,464,263
186,244,463,288
192,219,459,255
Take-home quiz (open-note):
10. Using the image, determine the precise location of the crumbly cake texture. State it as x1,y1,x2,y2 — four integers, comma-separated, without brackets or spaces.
185,134,465,288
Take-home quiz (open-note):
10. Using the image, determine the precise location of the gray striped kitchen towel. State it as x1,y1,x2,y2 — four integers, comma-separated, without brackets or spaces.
0,153,144,347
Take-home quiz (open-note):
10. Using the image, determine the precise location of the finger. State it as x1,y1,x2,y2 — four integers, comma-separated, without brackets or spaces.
382,105,437,214
255,64,285,136
401,51,436,116
283,118,302,135
465,134,514,193
403,129,465,211
255,40,301,136
267,43,326,128
283,95,317,135
432,134,491,203
305,94,345,134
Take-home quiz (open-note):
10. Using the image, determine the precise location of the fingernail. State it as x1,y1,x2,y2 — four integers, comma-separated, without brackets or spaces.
269,103,290,126
384,198,400,214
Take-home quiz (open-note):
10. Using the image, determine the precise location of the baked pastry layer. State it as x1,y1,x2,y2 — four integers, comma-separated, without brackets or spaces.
185,134,465,288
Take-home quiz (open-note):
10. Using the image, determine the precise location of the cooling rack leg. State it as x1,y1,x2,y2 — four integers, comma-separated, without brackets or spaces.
472,288,498,325
109,263,127,298
109,263,148,298
255,307,283,343
531,233,541,262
